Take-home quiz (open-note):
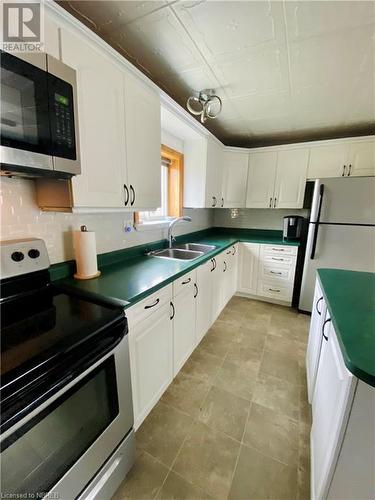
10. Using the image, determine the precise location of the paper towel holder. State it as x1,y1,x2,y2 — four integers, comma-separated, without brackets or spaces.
73,225,101,280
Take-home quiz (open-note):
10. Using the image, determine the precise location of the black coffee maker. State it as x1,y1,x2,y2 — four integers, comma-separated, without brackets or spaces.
283,216,303,241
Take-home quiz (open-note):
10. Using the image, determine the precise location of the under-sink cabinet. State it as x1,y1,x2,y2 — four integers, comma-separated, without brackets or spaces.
127,246,239,428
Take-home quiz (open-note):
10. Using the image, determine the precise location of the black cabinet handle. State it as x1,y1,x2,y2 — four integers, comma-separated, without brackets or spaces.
316,296,323,316
212,196,217,207
348,164,352,176
170,301,175,320
124,184,129,206
342,165,346,177
270,270,282,275
226,249,232,255
273,197,277,208
213,258,216,270
182,277,191,285
130,185,135,206
194,283,198,298
210,258,215,272
232,245,236,255
322,318,331,341
272,257,284,261
269,197,272,208
221,197,224,207
268,288,280,292
272,248,284,251
144,298,159,309
223,261,227,272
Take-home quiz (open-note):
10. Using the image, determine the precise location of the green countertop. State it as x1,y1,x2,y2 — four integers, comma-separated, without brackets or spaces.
318,269,375,387
55,228,299,309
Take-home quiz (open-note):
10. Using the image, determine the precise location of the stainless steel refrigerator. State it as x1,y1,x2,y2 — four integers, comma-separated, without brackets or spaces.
299,177,375,312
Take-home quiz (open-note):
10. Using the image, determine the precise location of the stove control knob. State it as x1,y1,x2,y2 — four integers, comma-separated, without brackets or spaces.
28,249,40,259
11,251,24,262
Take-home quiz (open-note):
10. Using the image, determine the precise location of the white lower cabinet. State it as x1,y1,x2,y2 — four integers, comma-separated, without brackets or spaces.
172,276,197,376
195,259,214,343
311,322,355,500
237,242,297,305
127,293,173,429
237,243,260,295
306,280,328,402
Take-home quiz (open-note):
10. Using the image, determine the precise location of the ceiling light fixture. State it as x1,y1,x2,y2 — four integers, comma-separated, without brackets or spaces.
186,89,222,123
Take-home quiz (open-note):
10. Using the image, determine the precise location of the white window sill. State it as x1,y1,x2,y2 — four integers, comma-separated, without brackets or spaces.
135,219,172,231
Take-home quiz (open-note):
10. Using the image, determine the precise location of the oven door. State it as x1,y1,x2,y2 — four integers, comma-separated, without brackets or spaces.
0,335,133,499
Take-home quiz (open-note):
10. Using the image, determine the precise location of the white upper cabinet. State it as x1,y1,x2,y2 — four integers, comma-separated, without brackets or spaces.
274,148,309,209
308,138,375,179
205,138,224,208
246,152,277,208
124,73,161,210
348,140,375,177
221,151,249,208
61,28,127,208
308,143,348,179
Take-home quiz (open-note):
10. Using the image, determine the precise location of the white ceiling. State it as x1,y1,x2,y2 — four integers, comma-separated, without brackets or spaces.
58,0,375,146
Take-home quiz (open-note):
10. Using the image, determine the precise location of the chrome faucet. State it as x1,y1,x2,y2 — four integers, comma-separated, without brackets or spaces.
167,216,192,248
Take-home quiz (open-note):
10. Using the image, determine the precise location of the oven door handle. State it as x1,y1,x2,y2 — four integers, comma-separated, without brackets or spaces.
0,317,126,434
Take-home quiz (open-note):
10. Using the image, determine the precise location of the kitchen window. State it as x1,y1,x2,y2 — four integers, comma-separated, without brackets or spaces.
136,145,184,227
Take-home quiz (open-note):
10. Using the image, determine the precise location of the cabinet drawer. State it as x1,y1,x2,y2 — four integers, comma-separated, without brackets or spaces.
262,244,298,257
126,284,172,328
260,264,295,284
261,254,296,266
173,269,196,297
257,281,293,302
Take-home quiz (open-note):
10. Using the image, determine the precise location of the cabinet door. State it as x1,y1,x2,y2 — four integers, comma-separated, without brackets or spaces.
246,152,277,208
195,259,214,343
205,138,223,208
172,283,196,376
311,324,355,500
274,149,309,209
348,140,375,177
211,252,226,321
124,73,161,210
128,303,173,429
221,151,249,207
229,244,239,297
308,144,348,179
237,243,260,295
61,29,126,208
306,280,327,402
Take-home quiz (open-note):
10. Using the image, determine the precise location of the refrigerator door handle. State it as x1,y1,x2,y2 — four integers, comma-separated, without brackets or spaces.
310,184,325,260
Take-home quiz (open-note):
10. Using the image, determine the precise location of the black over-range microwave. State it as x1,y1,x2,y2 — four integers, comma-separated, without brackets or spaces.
0,51,80,178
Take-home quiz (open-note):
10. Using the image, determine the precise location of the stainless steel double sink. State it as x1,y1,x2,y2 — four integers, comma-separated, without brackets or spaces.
148,243,216,261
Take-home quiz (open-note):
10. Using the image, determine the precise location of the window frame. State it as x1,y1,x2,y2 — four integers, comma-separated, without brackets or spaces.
134,144,184,228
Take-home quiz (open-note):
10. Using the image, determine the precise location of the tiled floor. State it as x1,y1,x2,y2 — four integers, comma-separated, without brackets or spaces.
113,296,311,500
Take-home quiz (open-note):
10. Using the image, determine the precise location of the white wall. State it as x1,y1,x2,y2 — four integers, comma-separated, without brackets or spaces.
0,177,213,264
214,208,310,230
161,129,184,153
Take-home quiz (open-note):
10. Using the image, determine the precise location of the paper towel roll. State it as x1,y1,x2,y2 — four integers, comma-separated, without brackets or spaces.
73,226,101,280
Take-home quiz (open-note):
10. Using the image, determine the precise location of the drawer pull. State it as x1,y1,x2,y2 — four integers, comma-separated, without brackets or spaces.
223,261,227,272
270,271,282,275
194,283,198,298
316,296,323,316
272,248,284,251
226,250,232,255
271,257,284,261
232,245,236,255
144,298,160,309
182,277,191,285
322,318,331,341
170,301,175,320
268,288,280,292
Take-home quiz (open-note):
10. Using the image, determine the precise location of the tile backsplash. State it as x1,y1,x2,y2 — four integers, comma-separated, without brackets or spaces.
214,208,310,230
0,177,213,264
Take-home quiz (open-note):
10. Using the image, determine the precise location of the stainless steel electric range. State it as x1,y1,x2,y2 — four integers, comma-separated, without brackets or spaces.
0,238,134,499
